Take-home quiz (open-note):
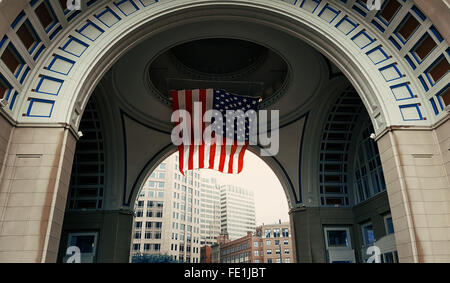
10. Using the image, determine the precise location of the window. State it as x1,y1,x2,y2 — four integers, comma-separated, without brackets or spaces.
283,240,289,245
149,181,156,188
134,232,141,239
253,242,258,247
266,240,271,246
325,228,351,248
137,201,144,208
135,222,142,229
145,222,152,229
267,249,272,255
361,222,375,246
285,258,291,263
384,214,395,235
284,249,290,254
353,120,386,203
275,240,280,246
282,228,289,237
133,244,140,251
145,232,152,239
265,229,271,238
158,182,165,188
67,232,98,262
254,250,259,256
273,229,280,238
144,244,151,251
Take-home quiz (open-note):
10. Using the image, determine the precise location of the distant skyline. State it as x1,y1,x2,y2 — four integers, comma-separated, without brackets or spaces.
199,151,290,226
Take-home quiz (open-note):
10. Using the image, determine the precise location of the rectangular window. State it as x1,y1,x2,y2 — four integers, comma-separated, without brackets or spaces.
325,228,351,248
384,214,395,234
273,229,280,238
361,222,375,246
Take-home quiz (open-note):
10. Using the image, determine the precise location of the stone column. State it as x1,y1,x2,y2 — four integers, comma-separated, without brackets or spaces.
377,120,450,263
0,126,76,263
58,210,134,263
290,207,327,263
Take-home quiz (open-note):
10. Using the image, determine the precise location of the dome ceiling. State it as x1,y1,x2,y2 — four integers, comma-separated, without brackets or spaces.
149,38,289,103
106,19,329,131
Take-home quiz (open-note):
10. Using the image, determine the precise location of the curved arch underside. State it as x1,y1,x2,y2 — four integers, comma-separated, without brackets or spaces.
0,0,447,134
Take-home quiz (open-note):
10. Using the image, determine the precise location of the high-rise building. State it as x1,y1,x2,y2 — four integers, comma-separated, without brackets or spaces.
220,185,256,240
130,154,202,263
199,177,221,246
130,154,230,262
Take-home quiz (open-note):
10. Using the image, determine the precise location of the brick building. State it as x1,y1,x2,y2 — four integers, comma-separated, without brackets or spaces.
214,222,294,263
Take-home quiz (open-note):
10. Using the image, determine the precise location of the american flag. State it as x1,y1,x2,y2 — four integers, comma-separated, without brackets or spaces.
171,89,260,175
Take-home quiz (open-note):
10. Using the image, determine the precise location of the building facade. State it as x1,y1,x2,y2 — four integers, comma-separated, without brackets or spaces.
220,232,264,263
220,185,256,240
219,222,294,263
129,154,202,263
199,177,221,246
258,222,294,263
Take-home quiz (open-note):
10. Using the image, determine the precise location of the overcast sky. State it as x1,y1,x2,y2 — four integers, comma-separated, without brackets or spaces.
199,151,290,226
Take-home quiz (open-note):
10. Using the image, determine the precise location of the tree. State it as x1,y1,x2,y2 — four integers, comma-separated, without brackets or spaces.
131,253,181,263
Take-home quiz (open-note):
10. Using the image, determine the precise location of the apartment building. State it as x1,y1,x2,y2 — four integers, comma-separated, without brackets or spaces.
217,222,294,263
130,155,202,263
220,185,256,240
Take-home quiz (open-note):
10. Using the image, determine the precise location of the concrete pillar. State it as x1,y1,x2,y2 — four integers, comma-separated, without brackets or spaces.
58,210,134,263
0,126,76,263
377,120,450,263
290,207,326,263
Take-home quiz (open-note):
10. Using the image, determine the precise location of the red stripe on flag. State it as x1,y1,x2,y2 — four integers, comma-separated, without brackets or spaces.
237,143,249,173
228,142,239,174
199,89,206,168
185,90,194,171
172,91,184,175
209,143,216,169
218,138,227,173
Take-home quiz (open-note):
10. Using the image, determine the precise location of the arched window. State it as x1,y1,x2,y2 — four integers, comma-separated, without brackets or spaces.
319,88,364,207
67,98,105,210
353,120,386,203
